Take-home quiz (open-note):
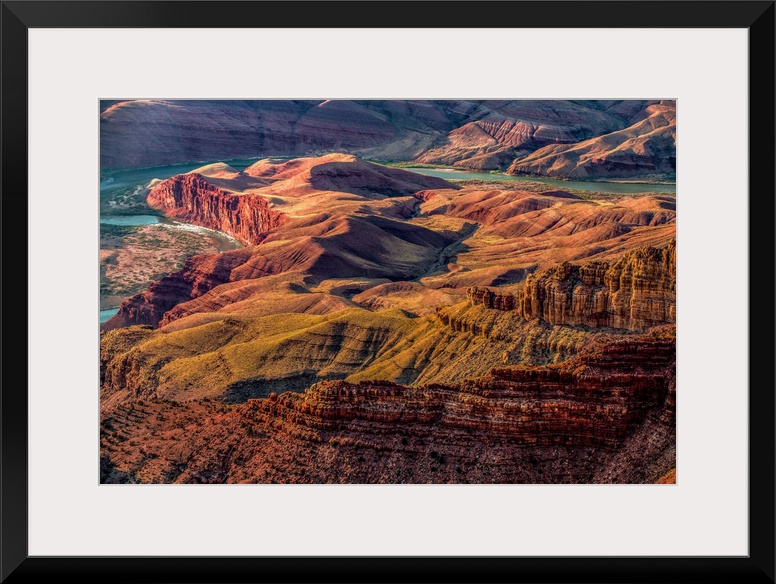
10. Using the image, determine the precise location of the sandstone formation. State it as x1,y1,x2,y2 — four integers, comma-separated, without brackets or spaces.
416,189,675,291
468,240,676,331
256,337,674,450
100,336,676,484
101,299,613,406
100,100,674,179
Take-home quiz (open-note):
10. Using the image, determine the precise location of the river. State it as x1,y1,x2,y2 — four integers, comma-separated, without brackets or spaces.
100,308,119,323
100,158,674,325
100,215,161,226
404,167,676,194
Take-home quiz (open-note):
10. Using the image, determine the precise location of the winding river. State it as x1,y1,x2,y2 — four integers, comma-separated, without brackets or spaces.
99,157,262,193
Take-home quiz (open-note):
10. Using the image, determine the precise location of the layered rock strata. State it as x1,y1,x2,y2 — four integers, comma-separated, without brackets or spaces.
468,241,675,331
103,156,460,331
101,99,675,178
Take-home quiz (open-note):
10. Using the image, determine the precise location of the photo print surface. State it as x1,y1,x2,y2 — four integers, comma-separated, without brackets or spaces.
99,100,676,484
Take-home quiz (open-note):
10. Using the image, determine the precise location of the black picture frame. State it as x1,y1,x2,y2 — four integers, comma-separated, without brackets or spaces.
2,2,774,582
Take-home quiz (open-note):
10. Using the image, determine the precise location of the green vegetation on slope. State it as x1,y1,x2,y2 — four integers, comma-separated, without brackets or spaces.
102,301,624,404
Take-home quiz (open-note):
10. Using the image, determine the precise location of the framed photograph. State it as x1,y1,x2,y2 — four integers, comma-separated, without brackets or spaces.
3,1,774,582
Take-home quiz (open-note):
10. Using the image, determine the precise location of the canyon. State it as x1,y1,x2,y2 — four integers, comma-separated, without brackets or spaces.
507,102,676,179
146,173,285,245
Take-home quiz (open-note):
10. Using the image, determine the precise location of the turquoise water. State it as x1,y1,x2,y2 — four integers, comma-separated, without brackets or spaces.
405,167,676,195
100,308,119,323
100,215,161,226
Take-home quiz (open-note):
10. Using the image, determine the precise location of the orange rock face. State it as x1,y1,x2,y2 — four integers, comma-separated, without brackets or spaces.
468,241,676,332
257,338,674,450
102,157,459,331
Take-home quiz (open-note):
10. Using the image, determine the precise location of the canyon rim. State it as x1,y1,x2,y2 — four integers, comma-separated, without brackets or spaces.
99,99,677,484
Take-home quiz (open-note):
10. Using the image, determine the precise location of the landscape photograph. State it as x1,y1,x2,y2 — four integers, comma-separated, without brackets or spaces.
99,99,677,484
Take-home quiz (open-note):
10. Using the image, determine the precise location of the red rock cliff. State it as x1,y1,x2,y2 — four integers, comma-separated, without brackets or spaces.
100,337,675,484
468,241,675,331
147,173,285,245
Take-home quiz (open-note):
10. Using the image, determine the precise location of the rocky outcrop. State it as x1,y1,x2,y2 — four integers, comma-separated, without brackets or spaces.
507,102,676,179
147,174,285,245
100,337,676,484
102,215,455,332
414,100,632,170
106,177,673,334
468,241,675,331
101,99,673,178
467,288,520,312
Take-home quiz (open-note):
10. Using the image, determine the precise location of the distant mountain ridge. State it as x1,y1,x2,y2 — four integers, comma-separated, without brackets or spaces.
100,99,675,180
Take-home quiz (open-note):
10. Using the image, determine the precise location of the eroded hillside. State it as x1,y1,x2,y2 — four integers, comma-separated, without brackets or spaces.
100,153,676,484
